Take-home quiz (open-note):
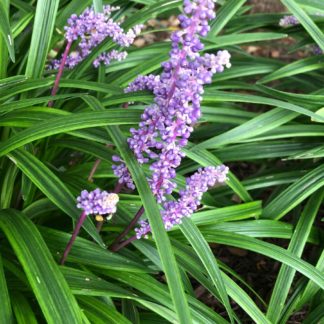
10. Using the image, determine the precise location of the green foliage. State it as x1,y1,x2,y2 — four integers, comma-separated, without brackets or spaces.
0,0,323,323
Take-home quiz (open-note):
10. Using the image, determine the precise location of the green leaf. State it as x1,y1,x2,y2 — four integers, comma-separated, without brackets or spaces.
135,300,178,323
312,107,324,123
297,250,324,308
295,0,324,12
198,90,324,149
168,240,271,324
303,303,324,324
61,266,137,298
11,293,38,324
0,209,82,324
93,0,103,13
107,125,192,323
41,227,148,272
192,220,319,244
180,218,235,323
0,94,84,114
202,231,324,290
104,269,227,324
209,0,247,36
7,149,103,246
78,296,131,324
10,0,34,12
0,109,141,157
206,32,288,46
0,161,18,208
122,300,140,324
12,12,34,39
282,0,324,51
263,164,324,219
0,0,15,63
25,0,59,78
296,0,324,14
267,189,324,322
190,201,262,226
258,56,324,84
0,254,13,324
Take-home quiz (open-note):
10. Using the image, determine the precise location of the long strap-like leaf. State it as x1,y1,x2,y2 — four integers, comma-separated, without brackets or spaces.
25,0,59,78
0,253,13,323
0,209,82,324
107,125,193,323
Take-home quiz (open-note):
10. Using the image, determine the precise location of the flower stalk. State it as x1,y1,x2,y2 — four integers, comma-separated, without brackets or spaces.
111,234,137,252
60,211,87,264
109,206,144,250
48,41,72,107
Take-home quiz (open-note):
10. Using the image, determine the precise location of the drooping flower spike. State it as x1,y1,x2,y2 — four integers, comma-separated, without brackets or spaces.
135,165,229,239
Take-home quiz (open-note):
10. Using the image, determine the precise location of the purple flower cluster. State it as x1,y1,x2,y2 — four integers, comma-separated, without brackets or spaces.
77,189,119,215
135,165,229,238
279,15,299,27
123,0,231,203
93,50,128,68
50,5,143,69
125,74,161,93
313,45,323,55
111,156,135,190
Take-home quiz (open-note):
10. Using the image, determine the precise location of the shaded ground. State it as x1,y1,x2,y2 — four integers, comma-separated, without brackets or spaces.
249,0,285,13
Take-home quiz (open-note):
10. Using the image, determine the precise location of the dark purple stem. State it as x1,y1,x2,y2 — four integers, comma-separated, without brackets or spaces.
113,181,123,194
110,234,137,252
48,41,72,107
60,211,87,265
61,143,114,262
109,206,144,250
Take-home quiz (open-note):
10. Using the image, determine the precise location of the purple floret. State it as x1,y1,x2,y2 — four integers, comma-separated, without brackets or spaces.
76,188,119,215
112,156,136,190
279,15,299,27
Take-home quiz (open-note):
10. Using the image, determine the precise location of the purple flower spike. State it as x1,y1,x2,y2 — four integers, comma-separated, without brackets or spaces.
50,5,143,69
279,15,299,27
123,0,231,203
135,165,229,239
76,189,119,215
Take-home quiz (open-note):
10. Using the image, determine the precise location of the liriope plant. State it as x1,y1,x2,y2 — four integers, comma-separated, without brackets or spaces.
0,0,323,323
